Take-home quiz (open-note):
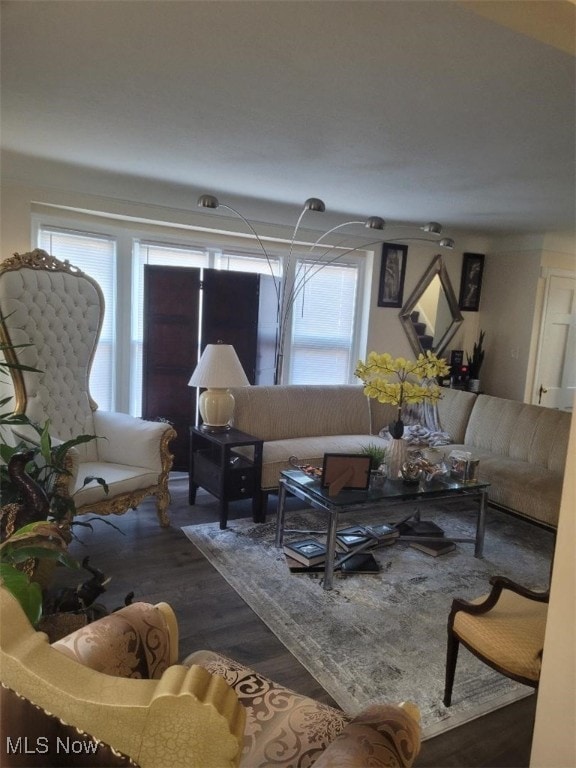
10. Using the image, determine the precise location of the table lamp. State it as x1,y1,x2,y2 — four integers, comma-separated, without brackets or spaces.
188,343,250,431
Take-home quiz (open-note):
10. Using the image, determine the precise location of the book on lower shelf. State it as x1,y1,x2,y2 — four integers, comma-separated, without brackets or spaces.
364,522,400,541
398,520,445,537
283,538,327,566
336,551,381,573
284,555,326,573
410,539,456,557
336,523,399,552
335,525,375,551
284,551,381,574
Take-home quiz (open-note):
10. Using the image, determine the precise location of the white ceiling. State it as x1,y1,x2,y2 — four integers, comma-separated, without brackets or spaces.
1,0,575,236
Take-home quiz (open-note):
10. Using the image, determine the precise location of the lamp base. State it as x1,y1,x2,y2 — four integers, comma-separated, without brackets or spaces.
198,388,235,431
199,423,232,433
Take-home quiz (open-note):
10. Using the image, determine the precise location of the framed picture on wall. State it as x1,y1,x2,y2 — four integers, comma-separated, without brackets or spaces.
377,243,408,308
458,252,485,311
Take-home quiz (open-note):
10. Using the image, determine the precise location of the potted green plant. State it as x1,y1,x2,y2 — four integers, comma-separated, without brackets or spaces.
0,422,109,526
467,330,485,393
360,442,388,471
0,519,78,625
359,442,388,490
0,450,113,637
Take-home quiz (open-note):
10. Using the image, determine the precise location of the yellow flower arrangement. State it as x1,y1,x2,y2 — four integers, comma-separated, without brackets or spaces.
355,351,450,423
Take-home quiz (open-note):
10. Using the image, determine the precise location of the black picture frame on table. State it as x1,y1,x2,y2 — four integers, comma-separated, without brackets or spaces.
377,243,408,308
458,252,485,311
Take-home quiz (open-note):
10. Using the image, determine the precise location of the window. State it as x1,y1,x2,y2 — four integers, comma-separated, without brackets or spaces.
38,227,116,411
289,260,359,384
36,217,367,414
215,250,281,278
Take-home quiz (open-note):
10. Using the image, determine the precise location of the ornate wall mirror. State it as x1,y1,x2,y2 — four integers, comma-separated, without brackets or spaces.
399,254,463,357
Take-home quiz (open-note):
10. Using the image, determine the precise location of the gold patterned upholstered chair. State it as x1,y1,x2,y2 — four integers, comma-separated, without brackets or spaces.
0,586,245,768
0,586,421,768
443,575,549,707
0,250,176,527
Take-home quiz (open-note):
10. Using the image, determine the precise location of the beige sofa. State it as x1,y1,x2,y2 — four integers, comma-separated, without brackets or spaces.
230,385,570,529
446,394,570,528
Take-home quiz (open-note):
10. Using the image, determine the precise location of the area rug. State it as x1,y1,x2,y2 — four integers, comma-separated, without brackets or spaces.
182,501,554,739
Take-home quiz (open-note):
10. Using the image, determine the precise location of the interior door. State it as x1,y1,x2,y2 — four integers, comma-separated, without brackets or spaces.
533,273,576,411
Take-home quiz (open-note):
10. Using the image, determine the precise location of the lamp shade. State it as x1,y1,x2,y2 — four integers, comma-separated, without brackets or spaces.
188,344,250,388
188,343,249,430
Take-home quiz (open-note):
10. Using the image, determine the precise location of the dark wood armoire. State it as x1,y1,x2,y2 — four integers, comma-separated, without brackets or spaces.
142,266,277,470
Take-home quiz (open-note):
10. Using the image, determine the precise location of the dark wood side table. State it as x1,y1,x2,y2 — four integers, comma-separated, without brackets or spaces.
189,426,263,529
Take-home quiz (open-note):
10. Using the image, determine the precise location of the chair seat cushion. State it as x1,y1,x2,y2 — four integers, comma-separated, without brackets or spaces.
453,590,548,681
73,463,160,506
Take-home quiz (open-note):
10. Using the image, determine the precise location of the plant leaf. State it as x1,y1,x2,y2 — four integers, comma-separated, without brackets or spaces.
0,564,43,625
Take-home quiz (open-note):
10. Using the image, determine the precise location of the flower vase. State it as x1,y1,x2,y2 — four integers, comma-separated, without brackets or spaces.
387,439,407,480
387,419,406,479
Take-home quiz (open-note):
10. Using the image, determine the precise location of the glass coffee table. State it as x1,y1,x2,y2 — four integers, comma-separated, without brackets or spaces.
275,469,490,590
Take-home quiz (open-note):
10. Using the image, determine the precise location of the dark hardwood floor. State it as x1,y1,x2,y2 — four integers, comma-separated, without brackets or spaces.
56,474,537,768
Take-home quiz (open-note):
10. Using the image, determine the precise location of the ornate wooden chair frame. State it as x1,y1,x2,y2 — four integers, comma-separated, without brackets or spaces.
0,249,176,526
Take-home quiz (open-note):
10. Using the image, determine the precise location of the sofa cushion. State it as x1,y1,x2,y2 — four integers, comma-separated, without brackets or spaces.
231,385,371,441
436,389,477,443
72,463,160,506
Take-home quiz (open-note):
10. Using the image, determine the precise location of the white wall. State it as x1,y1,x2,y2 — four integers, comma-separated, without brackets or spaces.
530,393,575,768
480,249,542,401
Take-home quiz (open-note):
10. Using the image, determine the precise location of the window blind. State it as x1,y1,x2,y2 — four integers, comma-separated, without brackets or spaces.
289,260,358,384
39,227,116,411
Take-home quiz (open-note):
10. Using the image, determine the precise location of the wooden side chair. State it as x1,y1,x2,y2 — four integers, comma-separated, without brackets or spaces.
443,575,549,706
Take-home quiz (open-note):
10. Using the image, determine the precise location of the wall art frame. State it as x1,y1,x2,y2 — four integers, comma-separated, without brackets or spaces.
458,252,485,311
377,243,408,308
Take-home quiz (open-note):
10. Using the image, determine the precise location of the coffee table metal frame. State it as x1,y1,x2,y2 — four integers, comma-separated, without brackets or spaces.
275,469,490,591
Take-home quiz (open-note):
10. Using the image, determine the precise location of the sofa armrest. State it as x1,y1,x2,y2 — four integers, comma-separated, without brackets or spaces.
184,649,349,766
52,601,179,679
93,411,175,470
184,650,420,767
312,702,421,768
1,588,245,768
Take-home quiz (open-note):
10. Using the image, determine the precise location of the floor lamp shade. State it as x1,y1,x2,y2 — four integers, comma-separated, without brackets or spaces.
188,344,250,430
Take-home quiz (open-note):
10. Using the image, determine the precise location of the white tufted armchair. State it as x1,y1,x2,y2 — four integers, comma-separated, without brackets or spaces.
0,249,176,526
